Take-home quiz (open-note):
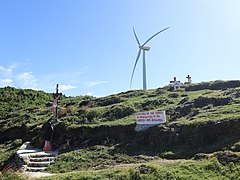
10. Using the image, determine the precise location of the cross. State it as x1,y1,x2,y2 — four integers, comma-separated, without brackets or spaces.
170,77,181,90
186,75,192,83
53,84,61,120
170,77,180,84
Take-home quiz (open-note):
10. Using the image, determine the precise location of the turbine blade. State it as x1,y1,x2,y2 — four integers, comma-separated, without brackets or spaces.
142,27,170,46
130,49,141,87
133,27,141,46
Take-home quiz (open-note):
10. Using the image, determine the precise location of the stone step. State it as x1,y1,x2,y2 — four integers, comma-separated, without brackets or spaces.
26,166,47,172
29,157,55,162
29,153,56,158
28,161,53,167
17,142,59,172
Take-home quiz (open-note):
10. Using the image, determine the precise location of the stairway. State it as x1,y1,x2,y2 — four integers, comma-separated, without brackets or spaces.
17,142,58,172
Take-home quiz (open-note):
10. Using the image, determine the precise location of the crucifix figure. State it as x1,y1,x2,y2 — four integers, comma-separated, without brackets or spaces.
170,77,181,90
43,84,62,151
186,75,192,83
53,84,60,119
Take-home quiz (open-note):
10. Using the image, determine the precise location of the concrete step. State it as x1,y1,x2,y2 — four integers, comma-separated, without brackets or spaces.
28,161,53,167
29,157,55,162
17,142,59,172
29,153,56,158
26,166,47,172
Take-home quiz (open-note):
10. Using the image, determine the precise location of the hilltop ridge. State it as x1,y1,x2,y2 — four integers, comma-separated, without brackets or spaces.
1,80,240,179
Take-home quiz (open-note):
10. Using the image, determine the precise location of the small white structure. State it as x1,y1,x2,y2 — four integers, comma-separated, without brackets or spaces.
186,75,192,83
170,77,182,90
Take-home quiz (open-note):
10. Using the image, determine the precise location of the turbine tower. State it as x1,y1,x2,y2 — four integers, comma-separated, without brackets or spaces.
130,27,170,90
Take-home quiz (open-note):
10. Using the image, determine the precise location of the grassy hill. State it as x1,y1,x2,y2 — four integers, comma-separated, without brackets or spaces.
1,80,240,179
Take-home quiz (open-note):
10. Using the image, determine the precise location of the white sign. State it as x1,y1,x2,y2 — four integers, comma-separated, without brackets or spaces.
136,111,166,125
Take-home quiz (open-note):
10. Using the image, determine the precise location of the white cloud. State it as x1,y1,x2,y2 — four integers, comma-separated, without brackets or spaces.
0,65,14,77
85,92,93,96
0,65,15,87
17,72,34,81
0,79,13,87
60,84,77,91
0,64,108,96
86,80,109,87
16,72,38,89
0,66,12,73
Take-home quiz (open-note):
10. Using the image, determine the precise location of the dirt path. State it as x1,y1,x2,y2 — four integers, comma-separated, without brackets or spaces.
103,158,183,170
21,159,185,179
23,171,56,179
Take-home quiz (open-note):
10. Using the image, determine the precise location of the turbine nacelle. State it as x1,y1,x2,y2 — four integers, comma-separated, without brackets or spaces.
139,46,150,51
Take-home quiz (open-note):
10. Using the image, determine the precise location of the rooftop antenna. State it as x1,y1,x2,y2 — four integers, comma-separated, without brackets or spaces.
130,27,170,90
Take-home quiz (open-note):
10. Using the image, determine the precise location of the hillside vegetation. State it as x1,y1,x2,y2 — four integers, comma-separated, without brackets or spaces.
1,80,240,179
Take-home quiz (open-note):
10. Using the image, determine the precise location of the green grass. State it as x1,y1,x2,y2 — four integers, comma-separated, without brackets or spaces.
0,139,22,168
176,100,240,125
41,158,240,180
0,81,239,129
46,145,151,173
1,80,240,177
0,172,25,180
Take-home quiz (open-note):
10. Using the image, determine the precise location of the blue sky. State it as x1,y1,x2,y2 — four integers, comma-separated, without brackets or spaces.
0,0,240,97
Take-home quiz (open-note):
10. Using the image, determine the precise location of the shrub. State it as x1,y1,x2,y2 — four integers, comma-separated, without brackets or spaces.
129,168,141,180
58,106,77,117
96,96,123,106
185,82,210,91
75,107,102,124
185,80,240,91
155,88,167,95
117,90,145,98
231,141,240,152
86,109,102,123
193,96,232,108
160,151,176,159
12,139,22,148
168,93,179,98
79,99,91,107
103,105,135,120
203,157,222,172
210,80,240,90
0,172,25,180
142,99,165,110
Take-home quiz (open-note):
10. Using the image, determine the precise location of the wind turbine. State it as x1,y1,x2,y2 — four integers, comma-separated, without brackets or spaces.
130,27,170,90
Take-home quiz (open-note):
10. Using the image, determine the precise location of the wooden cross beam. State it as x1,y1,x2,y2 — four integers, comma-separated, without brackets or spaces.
186,75,192,83
170,77,180,83
186,75,191,80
